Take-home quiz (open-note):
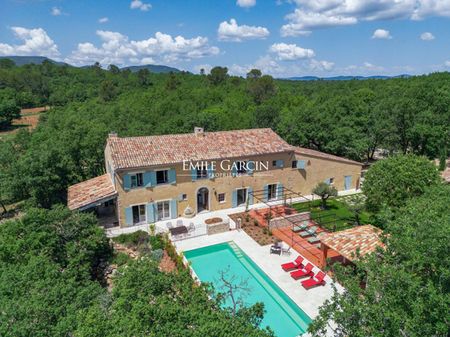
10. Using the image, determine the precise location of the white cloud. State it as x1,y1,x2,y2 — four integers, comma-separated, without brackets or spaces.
372,29,392,39
0,27,59,57
66,30,219,66
130,0,151,11
308,59,334,71
218,19,269,42
51,7,62,16
269,43,315,61
445,61,450,67
236,0,256,8
99,17,109,24
420,32,435,40
282,1,450,36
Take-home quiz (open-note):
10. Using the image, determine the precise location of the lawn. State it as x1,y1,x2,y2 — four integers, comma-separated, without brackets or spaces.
293,197,372,232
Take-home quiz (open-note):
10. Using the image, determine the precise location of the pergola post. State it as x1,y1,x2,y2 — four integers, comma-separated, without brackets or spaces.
320,243,329,268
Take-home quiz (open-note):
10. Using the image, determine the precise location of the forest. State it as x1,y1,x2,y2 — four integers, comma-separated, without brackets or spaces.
0,59,449,336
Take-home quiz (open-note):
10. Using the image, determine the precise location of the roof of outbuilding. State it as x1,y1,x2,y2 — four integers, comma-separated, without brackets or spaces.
294,147,363,166
319,225,384,262
67,174,116,210
107,128,293,170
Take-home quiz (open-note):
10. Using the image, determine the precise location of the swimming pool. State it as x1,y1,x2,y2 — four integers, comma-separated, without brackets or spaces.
184,242,311,337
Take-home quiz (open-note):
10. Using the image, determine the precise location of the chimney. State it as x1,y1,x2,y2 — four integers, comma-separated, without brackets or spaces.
194,127,204,136
109,131,118,138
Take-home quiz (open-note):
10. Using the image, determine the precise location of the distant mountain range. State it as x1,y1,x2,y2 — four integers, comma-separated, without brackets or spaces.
284,74,412,81
0,56,181,74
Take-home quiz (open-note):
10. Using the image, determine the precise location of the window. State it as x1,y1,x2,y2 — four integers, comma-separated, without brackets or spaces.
272,160,277,167
326,177,335,185
236,161,247,174
237,188,247,206
291,160,297,168
132,204,146,224
196,164,208,179
181,193,187,201
156,200,171,220
156,170,168,185
130,173,143,188
267,184,277,200
218,193,226,203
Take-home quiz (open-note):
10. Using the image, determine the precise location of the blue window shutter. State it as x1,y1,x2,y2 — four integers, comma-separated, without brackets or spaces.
247,161,254,175
123,174,131,190
149,171,157,186
191,168,197,181
276,160,284,168
208,163,214,179
231,164,237,177
143,172,153,187
232,190,238,207
125,207,133,225
170,199,178,219
263,184,269,202
146,203,155,223
344,175,352,190
298,160,306,170
277,183,283,199
168,169,176,184
247,187,253,205
324,178,331,185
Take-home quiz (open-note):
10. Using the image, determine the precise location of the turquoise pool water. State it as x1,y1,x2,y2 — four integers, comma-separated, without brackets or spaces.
184,242,311,337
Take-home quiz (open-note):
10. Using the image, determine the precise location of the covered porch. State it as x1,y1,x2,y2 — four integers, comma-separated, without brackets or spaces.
67,174,118,227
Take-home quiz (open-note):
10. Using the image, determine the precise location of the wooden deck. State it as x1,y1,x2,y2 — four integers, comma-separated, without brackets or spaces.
248,205,340,267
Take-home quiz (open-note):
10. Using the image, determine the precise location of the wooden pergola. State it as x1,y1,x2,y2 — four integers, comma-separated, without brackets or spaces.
318,225,384,267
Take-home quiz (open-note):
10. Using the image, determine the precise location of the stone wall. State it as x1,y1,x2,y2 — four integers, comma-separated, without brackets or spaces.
206,221,230,235
269,211,311,230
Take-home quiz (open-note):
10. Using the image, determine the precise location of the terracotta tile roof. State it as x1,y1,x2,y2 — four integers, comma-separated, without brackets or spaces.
294,147,363,166
319,225,384,262
107,128,293,170
67,174,116,210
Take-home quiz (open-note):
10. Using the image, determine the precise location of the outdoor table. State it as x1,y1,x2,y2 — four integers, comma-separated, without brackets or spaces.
169,226,188,236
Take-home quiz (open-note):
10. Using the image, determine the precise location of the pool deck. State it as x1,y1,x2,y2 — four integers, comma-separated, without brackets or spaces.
175,229,344,320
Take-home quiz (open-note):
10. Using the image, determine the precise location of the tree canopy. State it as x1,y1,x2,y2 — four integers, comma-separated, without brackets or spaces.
363,154,441,211
308,184,450,337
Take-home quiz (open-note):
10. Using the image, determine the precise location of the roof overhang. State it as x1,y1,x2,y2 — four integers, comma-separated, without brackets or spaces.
68,174,117,211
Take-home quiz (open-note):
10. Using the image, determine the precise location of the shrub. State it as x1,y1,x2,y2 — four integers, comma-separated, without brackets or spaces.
150,249,164,262
113,230,149,248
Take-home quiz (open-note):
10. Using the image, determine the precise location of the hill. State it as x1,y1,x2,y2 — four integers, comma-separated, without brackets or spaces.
0,56,68,66
121,64,181,73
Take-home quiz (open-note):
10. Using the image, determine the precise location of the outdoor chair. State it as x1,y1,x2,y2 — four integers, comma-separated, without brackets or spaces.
307,236,320,244
281,256,304,271
299,226,318,238
290,263,314,280
292,223,308,233
301,271,326,289
281,243,291,255
188,222,195,232
176,219,183,227
166,222,173,229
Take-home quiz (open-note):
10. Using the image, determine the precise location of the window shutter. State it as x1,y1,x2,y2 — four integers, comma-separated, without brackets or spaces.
208,163,214,179
276,160,284,168
143,172,153,187
191,168,197,181
324,178,331,185
232,190,238,208
247,187,253,205
298,160,306,170
277,183,283,199
263,184,269,202
146,203,155,223
123,174,131,190
125,207,133,225
170,199,178,219
344,175,352,190
247,161,254,175
231,164,237,177
168,169,176,184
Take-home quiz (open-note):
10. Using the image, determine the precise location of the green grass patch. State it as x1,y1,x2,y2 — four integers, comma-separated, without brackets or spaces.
293,198,372,231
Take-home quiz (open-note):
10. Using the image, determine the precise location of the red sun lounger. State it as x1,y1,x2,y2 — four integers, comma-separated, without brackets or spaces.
290,263,314,280
281,256,304,272
301,271,326,289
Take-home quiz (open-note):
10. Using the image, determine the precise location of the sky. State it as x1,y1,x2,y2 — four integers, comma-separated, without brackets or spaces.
1,0,450,77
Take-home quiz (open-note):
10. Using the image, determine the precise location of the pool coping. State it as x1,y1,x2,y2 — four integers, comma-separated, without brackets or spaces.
175,229,344,321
